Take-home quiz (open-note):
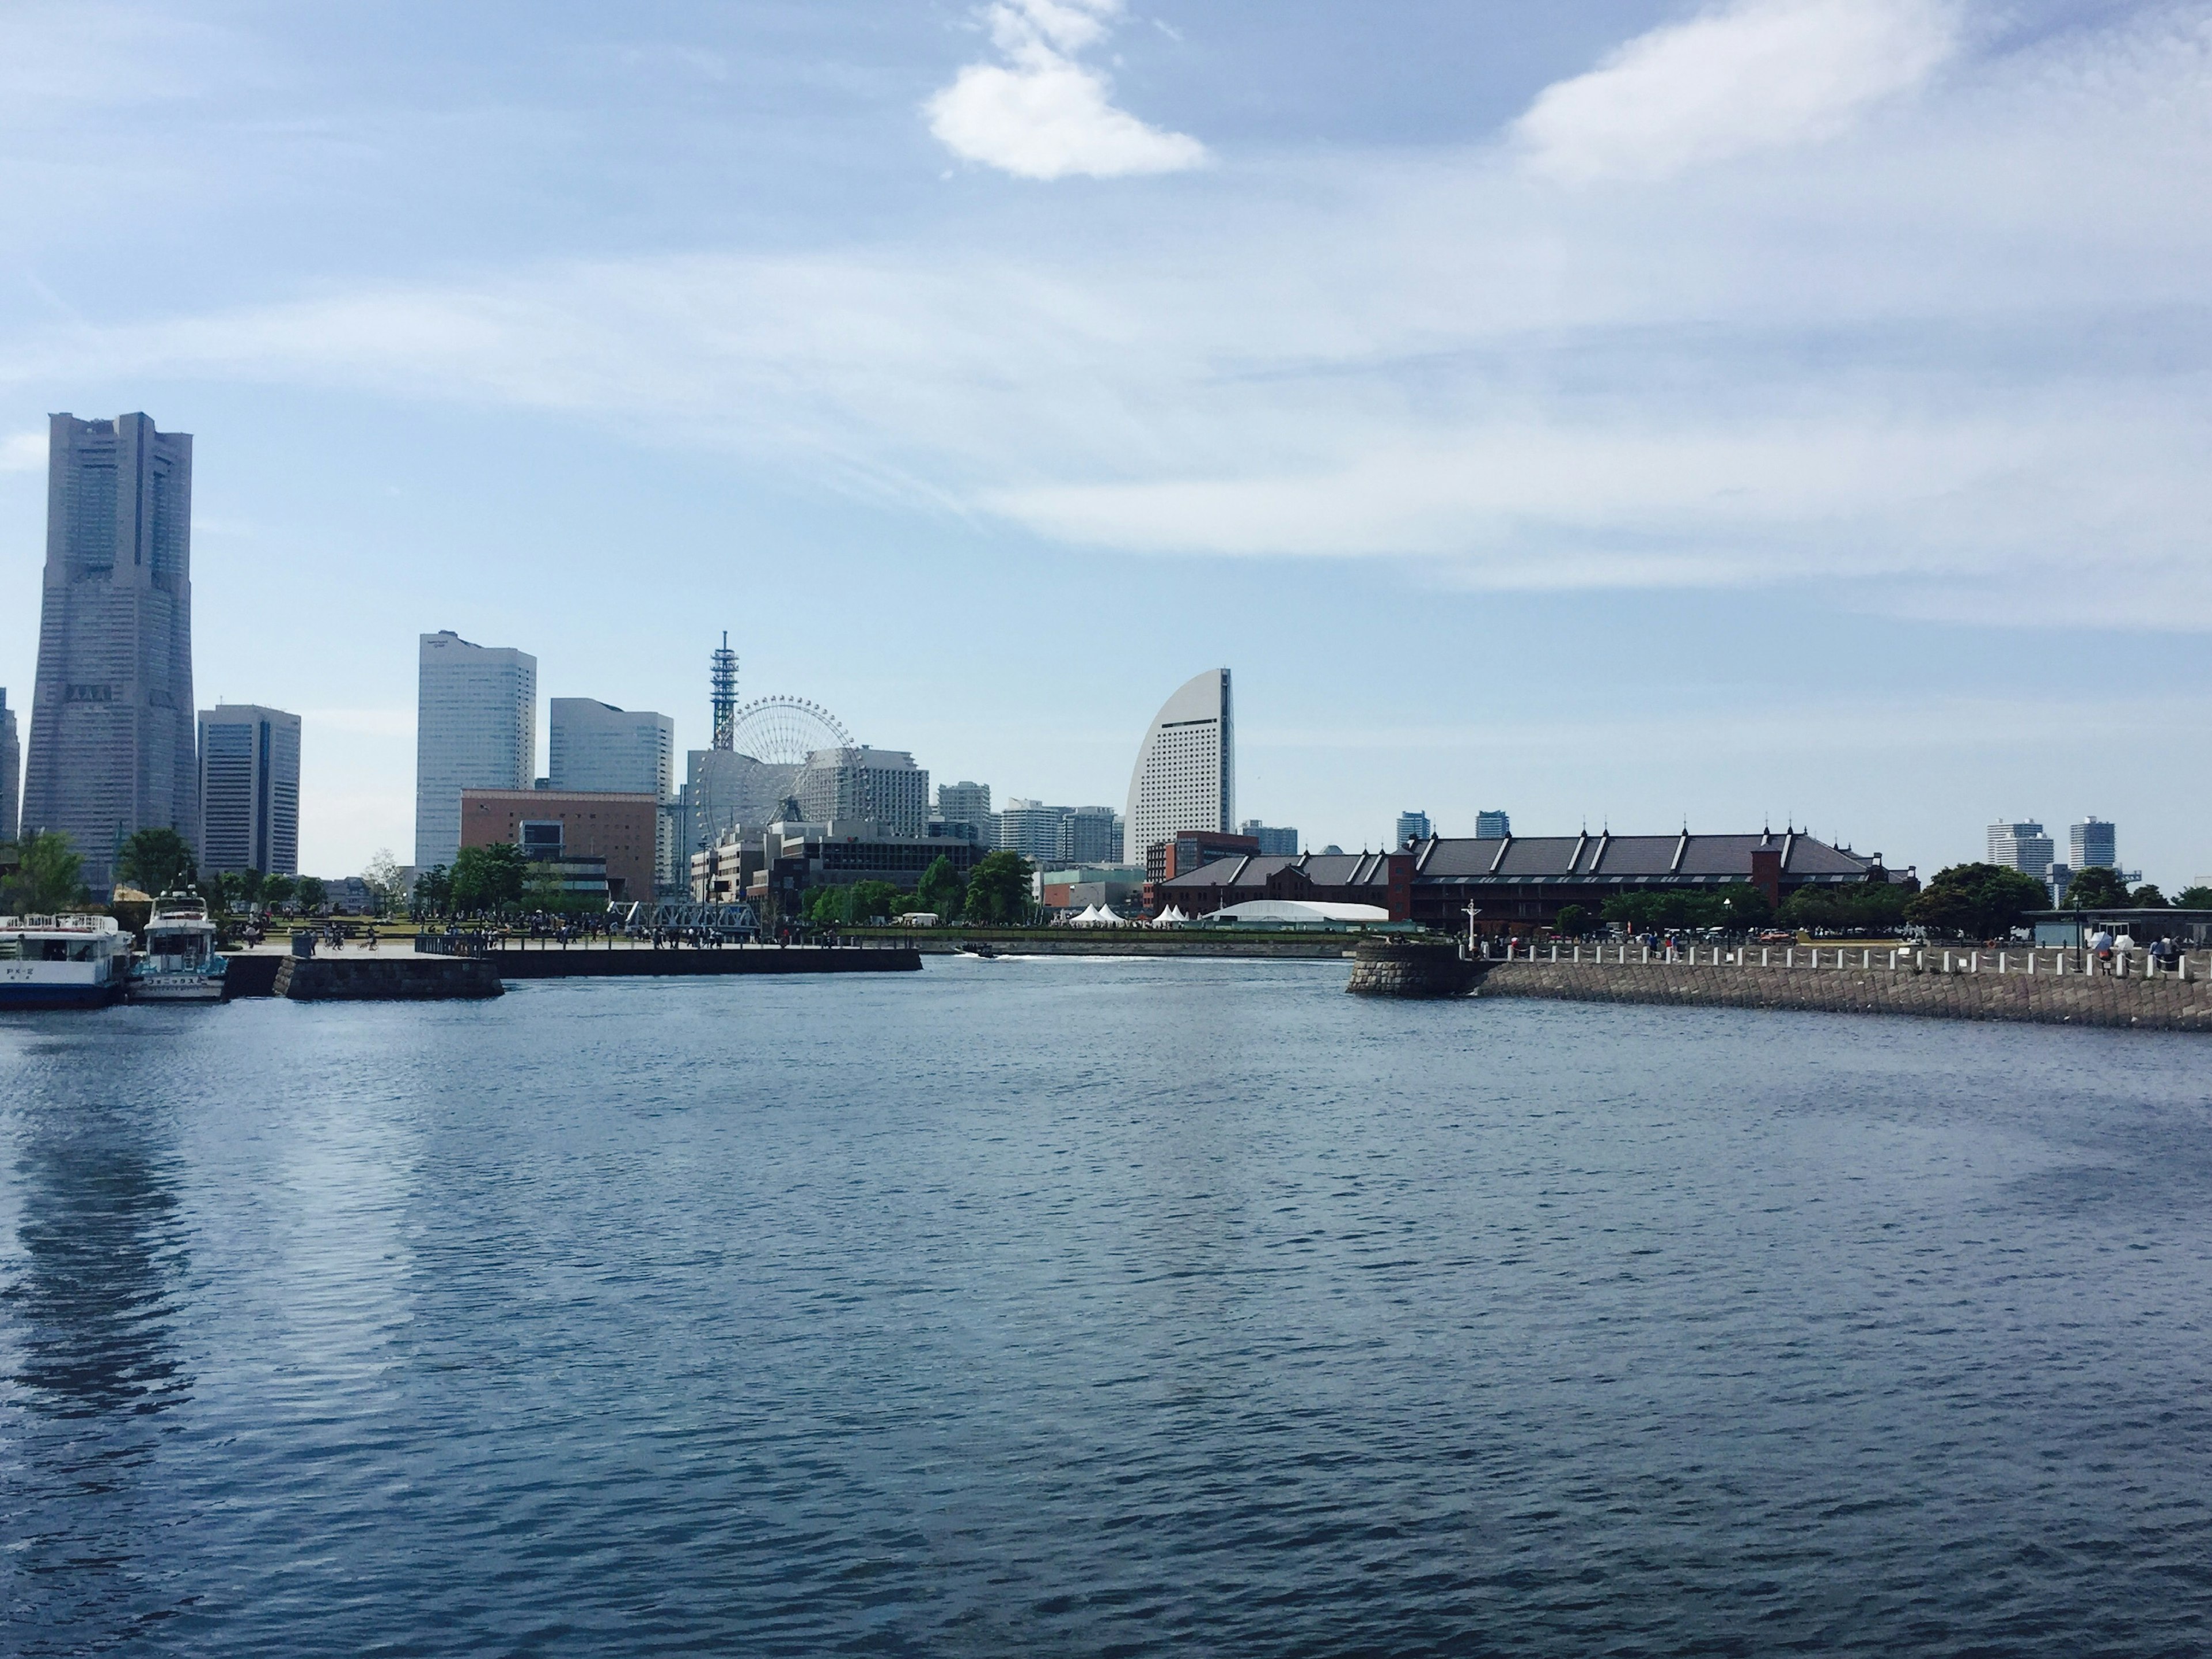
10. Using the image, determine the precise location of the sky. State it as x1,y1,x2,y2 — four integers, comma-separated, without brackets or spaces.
2,0,2207,884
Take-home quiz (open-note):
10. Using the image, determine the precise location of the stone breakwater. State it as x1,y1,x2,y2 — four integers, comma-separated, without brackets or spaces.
1480,950,2212,1032
1346,938,1485,997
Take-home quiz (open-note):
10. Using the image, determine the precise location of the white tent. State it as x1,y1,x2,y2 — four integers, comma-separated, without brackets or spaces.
1093,905,1126,926
1153,906,1190,927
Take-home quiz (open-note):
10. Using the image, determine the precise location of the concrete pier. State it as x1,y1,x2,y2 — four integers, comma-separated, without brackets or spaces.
1346,938,1486,998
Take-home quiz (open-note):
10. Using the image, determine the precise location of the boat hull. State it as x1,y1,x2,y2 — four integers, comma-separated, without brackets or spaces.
0,977,124,1010
127,974,227,1004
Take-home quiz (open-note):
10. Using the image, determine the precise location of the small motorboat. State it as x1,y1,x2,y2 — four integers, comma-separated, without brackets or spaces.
959,942,1001,959
128,893,228,1003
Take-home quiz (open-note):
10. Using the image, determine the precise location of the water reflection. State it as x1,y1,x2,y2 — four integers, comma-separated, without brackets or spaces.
3,1112,190,1418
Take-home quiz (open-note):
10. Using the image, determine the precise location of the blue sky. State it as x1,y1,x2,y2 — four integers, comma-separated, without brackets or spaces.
2,0,2207,884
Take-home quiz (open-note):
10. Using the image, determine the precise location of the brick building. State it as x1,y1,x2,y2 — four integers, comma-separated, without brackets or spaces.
459,788,659,902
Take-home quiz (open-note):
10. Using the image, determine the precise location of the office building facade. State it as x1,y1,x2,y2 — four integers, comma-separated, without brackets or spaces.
1,688,17,845
1125,668,1233,865
1241,820,1298,857
998,799,1070,862
1056,805,1120,866
1396,810,1431,847
1987,820,2055,880
796,747,928,838
198,704,301,876
2071,818,2117,870
1475,809,1512,839
936,781,996,848
415,631,536,870
549,699,674,797
460,787,658,903
21,413,198,896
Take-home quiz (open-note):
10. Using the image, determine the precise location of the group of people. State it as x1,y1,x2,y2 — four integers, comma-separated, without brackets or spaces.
2088,927,2188,968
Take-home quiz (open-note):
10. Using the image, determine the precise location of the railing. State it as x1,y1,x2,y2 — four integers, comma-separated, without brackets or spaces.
1490,942,2201,980
415,931,495,959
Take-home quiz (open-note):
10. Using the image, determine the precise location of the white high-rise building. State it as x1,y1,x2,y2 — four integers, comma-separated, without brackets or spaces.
550,700,674,797
1124,668,1233,863
1475,809,1512,839
198,704,301,876
415,631,536,870
1987,820,2055,880
796,747,929,838
1396,810,1431,847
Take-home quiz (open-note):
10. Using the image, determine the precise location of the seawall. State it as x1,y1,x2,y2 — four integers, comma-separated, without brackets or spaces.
853,931,1356,959
489,945,921,978
1480,955,2212,1032
274,957,504,1001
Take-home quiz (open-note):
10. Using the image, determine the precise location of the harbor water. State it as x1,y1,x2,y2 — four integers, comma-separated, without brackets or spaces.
5,957,2210,1655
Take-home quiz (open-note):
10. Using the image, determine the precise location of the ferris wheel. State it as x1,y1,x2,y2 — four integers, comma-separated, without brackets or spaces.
725,696,855,767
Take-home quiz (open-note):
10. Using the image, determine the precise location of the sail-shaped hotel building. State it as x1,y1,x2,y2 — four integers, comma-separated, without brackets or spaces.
1124,668,1234,865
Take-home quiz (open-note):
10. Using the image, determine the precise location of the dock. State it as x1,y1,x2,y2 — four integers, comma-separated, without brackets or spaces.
224,940,922,1000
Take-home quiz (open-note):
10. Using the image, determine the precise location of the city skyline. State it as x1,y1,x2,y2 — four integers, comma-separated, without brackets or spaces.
3,5,2210,884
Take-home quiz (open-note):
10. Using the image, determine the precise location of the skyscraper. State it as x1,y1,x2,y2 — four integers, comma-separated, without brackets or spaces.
1241,820,1298,857
936,781,996,847
2071,817,2116,870
999,799,1072,862
795,747,928,836
550,699,675,797
415,631,536,870
21,413,198,897
1396,810,1431,846
198,705,301,877
1125,668,1233,863
1055,806,1120,866
1,688,17,845
1475,809,1512,839
1987,820,2055,880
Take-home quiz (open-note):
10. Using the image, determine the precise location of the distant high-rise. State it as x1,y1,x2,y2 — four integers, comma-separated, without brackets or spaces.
1475,809,1511,839
415,631,536,870
1125,668,1233,862
1055,806,1119,866
999,799,1071,862
1396,810,1431,847
2070,817,2116,870
796,747,928,836
198,705,301,877
937,781,996,847
1,688,17,844
21,413,198,896
1987,820,2055,880
1241,820,1298,857
550,699,674,797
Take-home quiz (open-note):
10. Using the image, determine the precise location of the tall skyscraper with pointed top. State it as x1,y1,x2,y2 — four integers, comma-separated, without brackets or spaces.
1124,668,1233,864
21,413,198,897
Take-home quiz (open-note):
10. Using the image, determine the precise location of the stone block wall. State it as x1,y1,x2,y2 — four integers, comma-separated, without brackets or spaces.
1479,959,2212,1032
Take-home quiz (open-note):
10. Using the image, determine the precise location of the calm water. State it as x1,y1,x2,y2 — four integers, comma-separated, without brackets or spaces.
5,957,2211,1656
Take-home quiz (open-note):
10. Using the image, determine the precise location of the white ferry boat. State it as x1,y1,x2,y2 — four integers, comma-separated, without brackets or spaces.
128,895,228,1003
0,914,132,1010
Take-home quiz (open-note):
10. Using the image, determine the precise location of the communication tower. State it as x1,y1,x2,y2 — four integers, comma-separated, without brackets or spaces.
710,632,738,752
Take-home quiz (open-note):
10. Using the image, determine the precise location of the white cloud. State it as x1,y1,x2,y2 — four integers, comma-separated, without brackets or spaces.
926,0,1206,179
7,7,2209,627
1513,0,1963,183
0,430,44,472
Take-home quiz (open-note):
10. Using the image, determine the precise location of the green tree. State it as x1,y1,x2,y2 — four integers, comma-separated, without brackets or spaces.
1553,904,1589,937
414,865,453,915
1714,883,1774,930
2176,885,2212,910
3,831,88,912
961,851,1032,925
846,880,900,925
2128,884,2168,908
2062,866,2130,910
915,855,966,919
296,875,329,912
450,844,528,913
116,827,197,896
260,873,299,912
1906,863,2047,940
